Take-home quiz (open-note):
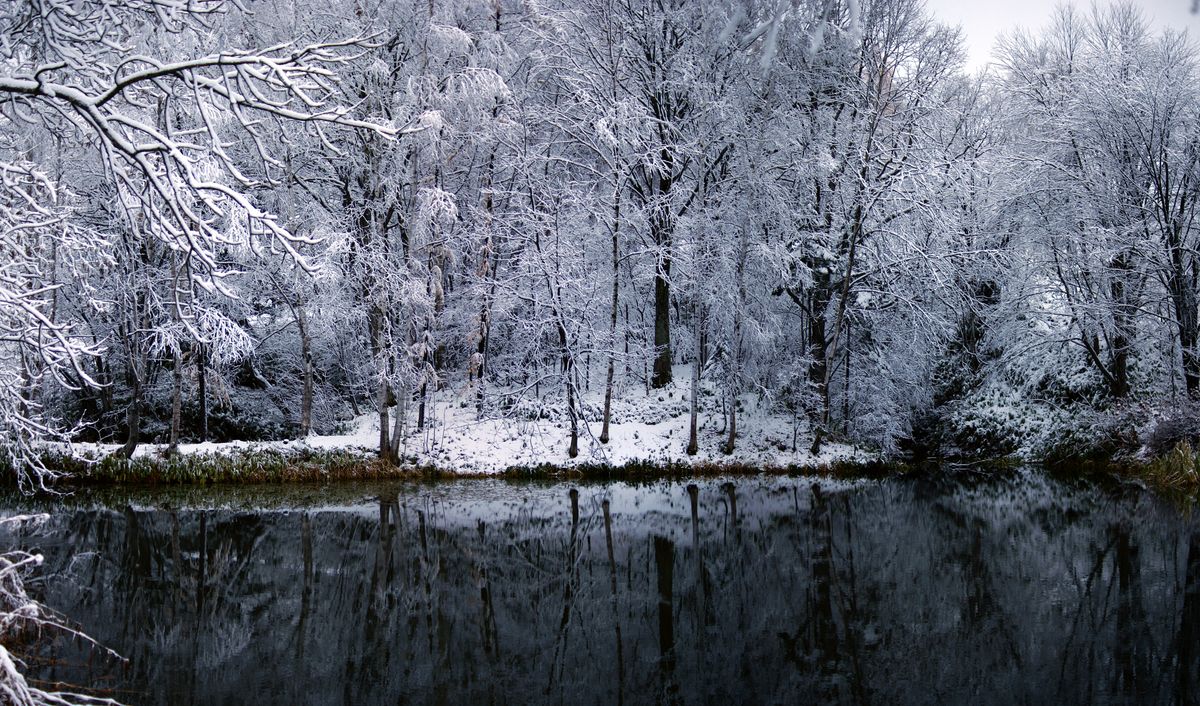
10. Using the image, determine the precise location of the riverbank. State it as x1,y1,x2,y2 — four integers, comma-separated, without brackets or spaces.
28,446,897,487
23,366,882,487
20,440,1199,501
13,362,1200,494
16,431,1200,497
1110,440,1200,495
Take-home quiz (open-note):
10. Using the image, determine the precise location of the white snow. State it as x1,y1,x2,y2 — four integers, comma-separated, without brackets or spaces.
63,365,868,475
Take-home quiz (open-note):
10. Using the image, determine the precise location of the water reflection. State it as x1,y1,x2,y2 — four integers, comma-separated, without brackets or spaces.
3,472,1200,705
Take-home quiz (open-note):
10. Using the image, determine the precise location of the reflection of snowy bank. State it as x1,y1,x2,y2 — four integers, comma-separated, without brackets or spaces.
7,473,1198,706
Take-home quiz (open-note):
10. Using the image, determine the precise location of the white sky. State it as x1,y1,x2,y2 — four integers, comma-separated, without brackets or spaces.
923,0,1200,71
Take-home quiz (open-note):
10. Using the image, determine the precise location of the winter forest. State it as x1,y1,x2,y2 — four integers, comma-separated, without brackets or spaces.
9,2,1200,705
3,0,1200,480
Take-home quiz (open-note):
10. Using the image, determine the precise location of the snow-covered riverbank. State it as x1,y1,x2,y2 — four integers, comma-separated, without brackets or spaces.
64,366,866,475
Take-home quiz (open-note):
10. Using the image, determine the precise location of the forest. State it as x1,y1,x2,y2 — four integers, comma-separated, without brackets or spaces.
2,0,1200,482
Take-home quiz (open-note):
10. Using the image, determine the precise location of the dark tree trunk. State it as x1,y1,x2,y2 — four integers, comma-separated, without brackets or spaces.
1166,231,1200,396
389,394,404,460
1110,323,1131,399
197,343,208,443
377,379,392,462
475,152,499,416
1107,254,1136,399
652,252,672,388
601,187,621,444
118,375,141,459
559,321,579,459
369,305,393,463
724,235,748,455
807,279,832,425
687,315,700,456
724,397,737,456
475,253,494,416
168,348,182,455
1178,291,1200,396
297,306,314,437
416,383,427,431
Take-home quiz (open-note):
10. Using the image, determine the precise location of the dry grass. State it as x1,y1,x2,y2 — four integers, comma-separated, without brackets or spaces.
1135,440,1200,493
497,457,907,481
0,449,907,490
19,449,441,487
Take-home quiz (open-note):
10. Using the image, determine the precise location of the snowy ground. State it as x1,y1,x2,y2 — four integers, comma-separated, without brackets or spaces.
67,365,867,474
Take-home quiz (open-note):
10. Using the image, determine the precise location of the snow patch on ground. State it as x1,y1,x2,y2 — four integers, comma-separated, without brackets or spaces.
65,365,868,474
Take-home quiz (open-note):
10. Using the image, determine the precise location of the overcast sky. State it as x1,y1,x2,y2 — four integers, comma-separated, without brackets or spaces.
923,0,1200,71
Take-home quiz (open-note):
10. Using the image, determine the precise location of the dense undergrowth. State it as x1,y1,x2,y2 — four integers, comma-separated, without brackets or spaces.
937,396,1200,495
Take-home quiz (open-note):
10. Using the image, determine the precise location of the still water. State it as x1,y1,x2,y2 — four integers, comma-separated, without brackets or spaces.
3,470,1200,705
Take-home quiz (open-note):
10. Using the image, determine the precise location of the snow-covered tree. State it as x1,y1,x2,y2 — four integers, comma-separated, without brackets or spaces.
0,0,392,473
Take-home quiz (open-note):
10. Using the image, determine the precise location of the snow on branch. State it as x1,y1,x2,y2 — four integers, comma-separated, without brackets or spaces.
0,162,102,490
0,0,407,481
0,6,405,334
0,514,122,705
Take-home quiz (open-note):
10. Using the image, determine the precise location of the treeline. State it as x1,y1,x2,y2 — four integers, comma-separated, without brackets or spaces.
1,0,1198,472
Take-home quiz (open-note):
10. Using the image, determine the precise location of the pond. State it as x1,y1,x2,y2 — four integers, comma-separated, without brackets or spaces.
3,470,1199,705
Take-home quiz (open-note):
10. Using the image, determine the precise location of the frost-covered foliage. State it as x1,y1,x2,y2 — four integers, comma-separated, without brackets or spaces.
1,0,1199,469
0,163,102,489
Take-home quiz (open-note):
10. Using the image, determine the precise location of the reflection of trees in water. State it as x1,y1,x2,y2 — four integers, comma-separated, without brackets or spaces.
8,475,1200,705
1179,529,1200,706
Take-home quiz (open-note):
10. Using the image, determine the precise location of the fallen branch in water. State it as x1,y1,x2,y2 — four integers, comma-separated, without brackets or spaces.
0,515,123,706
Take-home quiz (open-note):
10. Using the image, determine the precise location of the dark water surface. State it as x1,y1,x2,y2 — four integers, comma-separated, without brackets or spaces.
4,471,1200,705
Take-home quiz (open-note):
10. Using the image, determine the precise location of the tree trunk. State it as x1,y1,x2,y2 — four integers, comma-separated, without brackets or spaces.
369,305,392,462
1177,289,1200,396
417,383,427,431
377,378,392,463
1101,252,1135,399
807,280,831,426
559,321,579,459
601,357,616,445
822,214,863,429
118,364,141,459
652,252,672,388
168,348,182,456
476,260,493,417
197,342,208,443
649,182,675,389
687,309,702,456
389,393,405,460
842,317,851,433
1167,234,1200,396
475,15,503,414
601,187,621,444
724,387,737,455
297,306,314,437
724,235,747,455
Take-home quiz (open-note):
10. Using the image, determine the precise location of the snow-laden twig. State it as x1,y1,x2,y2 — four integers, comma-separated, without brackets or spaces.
0,516,123,705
